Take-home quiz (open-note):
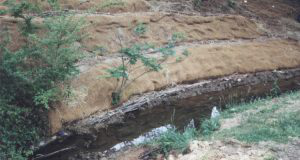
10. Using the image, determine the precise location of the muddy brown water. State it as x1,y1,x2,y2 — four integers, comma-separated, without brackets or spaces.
33,68,300,160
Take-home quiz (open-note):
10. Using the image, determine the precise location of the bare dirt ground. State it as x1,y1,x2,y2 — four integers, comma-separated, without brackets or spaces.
77,0,300,159
45,0,300,133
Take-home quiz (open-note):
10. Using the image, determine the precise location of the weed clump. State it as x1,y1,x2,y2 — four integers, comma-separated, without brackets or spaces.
200,118,221,136
148,127,198,155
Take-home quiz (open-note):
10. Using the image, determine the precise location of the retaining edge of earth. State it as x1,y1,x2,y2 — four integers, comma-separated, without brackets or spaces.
67,67,300,134
34,67,300,159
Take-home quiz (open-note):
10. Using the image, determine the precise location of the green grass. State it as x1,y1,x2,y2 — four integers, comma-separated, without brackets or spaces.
213,91,300,143
143,91,300,156
200,118,221,136
145,127,198,155
215,111,300,143
221,97,270,119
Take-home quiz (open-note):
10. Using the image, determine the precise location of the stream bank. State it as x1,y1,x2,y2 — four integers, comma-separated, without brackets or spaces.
34,68,300,159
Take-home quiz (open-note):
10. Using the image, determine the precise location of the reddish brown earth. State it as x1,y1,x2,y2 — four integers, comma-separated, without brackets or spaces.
1,0,299,135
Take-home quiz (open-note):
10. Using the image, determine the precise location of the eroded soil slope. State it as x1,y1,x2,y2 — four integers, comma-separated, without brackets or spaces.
50,39,300,133
0,0,151,13
1,0,300,133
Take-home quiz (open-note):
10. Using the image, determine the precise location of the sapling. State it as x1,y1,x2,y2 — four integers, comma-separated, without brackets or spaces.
105,32,190,105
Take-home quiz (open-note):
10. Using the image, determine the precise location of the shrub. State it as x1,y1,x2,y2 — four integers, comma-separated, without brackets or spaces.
1,15,84,109
0,98,44,160
0,1,85,159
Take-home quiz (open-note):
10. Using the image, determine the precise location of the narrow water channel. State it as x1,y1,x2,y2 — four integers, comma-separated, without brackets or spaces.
34,69,300,160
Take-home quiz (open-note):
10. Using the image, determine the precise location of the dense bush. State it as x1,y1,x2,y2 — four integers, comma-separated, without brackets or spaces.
0,98,43,159
0,0,85,159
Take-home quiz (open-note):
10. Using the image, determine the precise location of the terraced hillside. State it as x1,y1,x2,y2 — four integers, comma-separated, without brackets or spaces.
19,0,298,133
1,0,300,159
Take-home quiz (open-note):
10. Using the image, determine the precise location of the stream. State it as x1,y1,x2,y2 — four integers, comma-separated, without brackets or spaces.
33,68,300,160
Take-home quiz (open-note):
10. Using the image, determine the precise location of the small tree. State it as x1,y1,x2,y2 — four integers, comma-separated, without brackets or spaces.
0,1,85,159
105,32,190,105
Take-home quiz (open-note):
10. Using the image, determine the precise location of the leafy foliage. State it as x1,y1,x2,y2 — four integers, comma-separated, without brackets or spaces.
0,98,44,160
1,15,84,109
4,0,42,34
0,1,85,159
105,32,188,105
0,9,7,15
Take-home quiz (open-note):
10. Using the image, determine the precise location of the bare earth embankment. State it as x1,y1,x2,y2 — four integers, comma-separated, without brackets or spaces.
1,0,300,159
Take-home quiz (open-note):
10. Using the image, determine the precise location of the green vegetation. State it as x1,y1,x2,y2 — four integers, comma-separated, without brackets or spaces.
227,0,237,8
264,155,278,160
133,23,147,36
0,100,42,159
146,127,198,155
105,32,189,105
90,0,125,12
193,0,202,8
0,0,85,159
200,117,220,136
145,91,300,156
221,97,269,119
0,9,7,15
214,91,300,143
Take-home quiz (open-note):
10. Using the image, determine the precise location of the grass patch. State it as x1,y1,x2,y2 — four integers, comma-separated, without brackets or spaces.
212,91,300,143
143,91,300,157
215,111,300,143
200,118,220,136
145,127,198,155
221,97,269,119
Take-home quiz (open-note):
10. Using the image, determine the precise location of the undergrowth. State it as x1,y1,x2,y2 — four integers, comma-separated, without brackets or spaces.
144,91,300,157
146,127,198,156
200,117,221,136
213,91,300,143
0,0,85,159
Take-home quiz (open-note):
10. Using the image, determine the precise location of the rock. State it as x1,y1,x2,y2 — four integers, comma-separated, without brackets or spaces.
211,106,220,119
